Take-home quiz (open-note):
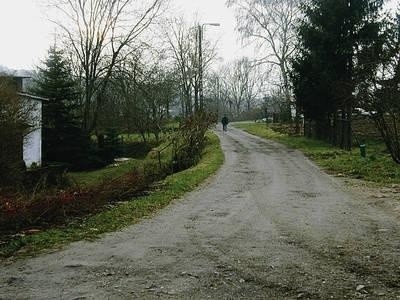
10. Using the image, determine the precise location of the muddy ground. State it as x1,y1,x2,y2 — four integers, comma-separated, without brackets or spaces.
0,127,399,299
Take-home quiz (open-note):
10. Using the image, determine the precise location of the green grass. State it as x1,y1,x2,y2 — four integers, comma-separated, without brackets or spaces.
121,133,158,143
120,126,177,144
0,132,224,259
234,122,400,185
69,159,140,187
70,133,174,187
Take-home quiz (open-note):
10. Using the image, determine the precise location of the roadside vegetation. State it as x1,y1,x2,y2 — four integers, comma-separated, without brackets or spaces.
0,0,225,259
0,130,223,259
224,0,400,177
235,122,400,185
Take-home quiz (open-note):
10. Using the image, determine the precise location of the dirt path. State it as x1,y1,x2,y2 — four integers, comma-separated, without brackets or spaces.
1,127,400,299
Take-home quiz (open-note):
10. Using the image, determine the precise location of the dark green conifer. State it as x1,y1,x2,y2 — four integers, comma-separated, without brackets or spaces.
292,0,383,149
31,47,91,169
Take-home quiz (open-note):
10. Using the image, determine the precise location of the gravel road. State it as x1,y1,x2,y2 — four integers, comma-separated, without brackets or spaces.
1,127,400,299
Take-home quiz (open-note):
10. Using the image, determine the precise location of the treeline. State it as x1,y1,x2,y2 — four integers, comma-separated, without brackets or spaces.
291,0,400,160
206,57,266,120
6,0,225,168
29,46,179,171
1,0,222,229
226,0,400,163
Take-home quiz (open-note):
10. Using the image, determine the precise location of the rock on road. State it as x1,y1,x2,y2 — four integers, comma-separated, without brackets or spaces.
1,127,400,299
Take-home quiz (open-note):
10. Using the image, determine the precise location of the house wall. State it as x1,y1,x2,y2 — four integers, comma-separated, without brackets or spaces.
22,99,42,168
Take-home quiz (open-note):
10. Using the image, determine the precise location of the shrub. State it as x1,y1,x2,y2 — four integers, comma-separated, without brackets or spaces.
172,112,216,171
0,113,216,232
97,128,123,164
0,168,149,230
0,77,32,187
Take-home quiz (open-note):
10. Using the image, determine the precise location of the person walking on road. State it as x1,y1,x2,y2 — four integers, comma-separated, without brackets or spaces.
221,114,229,132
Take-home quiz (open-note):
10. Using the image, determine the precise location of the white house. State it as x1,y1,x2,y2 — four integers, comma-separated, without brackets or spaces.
8,76,47,168
19,92,47,168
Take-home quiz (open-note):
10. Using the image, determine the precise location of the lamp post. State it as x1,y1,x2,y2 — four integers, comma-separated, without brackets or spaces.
198,23,220,111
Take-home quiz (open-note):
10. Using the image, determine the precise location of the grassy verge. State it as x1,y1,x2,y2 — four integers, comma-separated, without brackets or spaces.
0,132,223,260
69,159,140,187
70,132,175,187
234,122,400,185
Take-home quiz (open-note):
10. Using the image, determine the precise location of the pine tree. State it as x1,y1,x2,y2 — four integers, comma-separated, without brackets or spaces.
292,0,384,149
31,47,90,168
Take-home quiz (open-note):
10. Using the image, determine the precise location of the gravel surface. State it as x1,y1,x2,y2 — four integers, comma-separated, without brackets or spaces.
1,127,399,299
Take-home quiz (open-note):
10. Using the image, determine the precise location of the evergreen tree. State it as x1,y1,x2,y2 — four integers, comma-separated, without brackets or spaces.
31,47,91,169
292,0,384,149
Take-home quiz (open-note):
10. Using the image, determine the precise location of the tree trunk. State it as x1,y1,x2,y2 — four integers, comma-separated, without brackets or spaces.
345,103,352,151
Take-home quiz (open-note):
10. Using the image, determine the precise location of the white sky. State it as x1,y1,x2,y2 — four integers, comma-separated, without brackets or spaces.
0,0,53,69
0,0,398,70
0,0,250,70
171,0,253,64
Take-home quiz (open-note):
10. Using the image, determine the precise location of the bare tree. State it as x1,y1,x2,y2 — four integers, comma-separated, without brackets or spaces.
165,17,218,116
204,72,222,115
224,57,263,116
134,60,177,142
112,54,151,142
205,70,233,116
165,18,195,116
104,49,177,142
50,0,167,133
358,16,400,163
0,77,35,185
227,0,300,118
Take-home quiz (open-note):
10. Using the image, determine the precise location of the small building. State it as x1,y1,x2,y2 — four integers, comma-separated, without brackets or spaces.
19,92,47,168
3,76,47,168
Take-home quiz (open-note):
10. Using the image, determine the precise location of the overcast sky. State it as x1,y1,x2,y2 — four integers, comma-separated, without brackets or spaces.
0,0,398,70
0,0,250,70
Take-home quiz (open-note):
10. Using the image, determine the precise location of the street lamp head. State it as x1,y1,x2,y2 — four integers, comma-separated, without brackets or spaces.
204,23,220,27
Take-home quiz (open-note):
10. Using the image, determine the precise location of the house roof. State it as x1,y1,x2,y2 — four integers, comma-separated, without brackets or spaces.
18,92,49,102
0,75,31,78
